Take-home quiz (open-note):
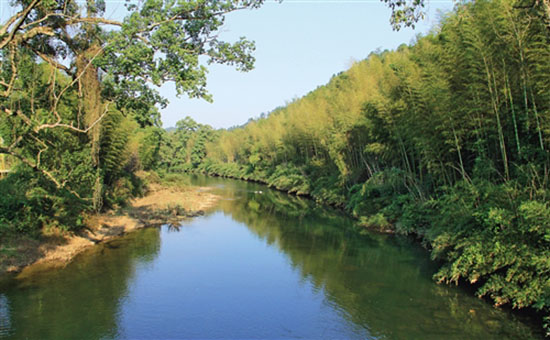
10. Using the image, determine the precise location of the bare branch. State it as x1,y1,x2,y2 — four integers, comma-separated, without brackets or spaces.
0,11,22,36
4,45,17,97
66,17,122,27
0,0,43,49
35,102,111,133
17,26,55,43
19,12,69,30
3,108,34,128
26,44,71,73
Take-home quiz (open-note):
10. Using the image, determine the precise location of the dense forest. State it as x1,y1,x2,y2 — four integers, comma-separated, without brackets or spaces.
157,0,550,332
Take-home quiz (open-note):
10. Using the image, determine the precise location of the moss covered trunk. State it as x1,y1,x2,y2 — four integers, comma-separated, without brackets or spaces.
76,44,103,212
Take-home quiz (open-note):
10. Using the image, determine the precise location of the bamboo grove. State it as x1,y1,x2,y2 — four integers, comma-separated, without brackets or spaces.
159,0,550,331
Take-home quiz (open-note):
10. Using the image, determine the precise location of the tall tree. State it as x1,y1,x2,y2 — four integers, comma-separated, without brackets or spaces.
0,0,264,210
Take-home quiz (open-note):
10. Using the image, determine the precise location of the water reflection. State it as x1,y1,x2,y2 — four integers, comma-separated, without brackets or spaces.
0,228,160,339
194,174,541,339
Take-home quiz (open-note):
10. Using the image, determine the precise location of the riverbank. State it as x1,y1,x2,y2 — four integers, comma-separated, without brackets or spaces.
180,167,549,333
0,183,220,275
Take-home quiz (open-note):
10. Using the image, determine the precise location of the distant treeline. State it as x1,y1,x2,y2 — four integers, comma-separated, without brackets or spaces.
158,0,550,333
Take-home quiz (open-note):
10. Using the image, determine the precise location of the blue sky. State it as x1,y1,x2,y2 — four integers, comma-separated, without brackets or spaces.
0,0,454,129
157,0,454,129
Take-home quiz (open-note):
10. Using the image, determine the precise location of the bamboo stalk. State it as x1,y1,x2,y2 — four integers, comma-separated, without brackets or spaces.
505,72,521,156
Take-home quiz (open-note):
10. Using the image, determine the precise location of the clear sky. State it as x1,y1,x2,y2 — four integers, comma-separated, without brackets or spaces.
0,0,454,129
157,0,454,129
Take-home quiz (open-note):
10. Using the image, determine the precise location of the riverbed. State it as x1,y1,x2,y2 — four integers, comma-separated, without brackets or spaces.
0,174,542,339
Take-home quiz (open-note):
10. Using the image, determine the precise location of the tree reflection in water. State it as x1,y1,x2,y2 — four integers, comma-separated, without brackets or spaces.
201,174,541,339
0,228,161,340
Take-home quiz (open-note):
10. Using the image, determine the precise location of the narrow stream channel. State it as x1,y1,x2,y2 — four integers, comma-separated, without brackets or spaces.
0,174,542,339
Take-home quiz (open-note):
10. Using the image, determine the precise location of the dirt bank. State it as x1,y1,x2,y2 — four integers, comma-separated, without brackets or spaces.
0,184,220,275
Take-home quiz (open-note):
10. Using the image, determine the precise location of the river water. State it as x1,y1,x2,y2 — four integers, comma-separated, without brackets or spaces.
0,174,542,339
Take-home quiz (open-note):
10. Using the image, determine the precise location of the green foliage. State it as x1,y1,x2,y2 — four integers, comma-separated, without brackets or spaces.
136,127,164,171
0,167,89,236
101,111,131,182
359,213,391,231
382,0,426,30
99,0,264,100
347,168,408,217
427,180,550,317
266,165,310,195
158,117,218,171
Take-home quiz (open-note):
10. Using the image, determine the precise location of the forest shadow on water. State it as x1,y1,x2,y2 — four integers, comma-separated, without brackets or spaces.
0,228,161,339
0,174,544,339
205,175,543,339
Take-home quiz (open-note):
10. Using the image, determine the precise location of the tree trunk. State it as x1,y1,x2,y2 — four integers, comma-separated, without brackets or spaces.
76,44,103,212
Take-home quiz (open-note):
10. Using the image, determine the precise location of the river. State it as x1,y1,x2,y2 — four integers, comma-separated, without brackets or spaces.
0,174,542,339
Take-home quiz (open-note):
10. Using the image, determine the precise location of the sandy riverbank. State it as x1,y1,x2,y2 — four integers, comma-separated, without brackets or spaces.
0,184,220,275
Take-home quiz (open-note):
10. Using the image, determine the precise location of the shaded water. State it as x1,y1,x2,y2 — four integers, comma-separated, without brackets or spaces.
0,174,542,339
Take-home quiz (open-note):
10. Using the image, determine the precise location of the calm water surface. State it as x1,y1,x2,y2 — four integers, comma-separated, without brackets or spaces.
0,174,542,339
